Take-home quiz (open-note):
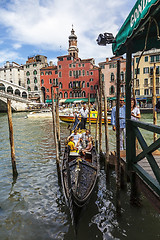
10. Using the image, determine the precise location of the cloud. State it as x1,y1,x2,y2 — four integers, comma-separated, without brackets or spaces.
0,0,132,64
0,49,20,64
12,43,22,49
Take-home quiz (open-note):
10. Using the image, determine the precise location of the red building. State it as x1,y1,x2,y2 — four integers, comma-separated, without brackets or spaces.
40,63,58,103
40,27,100,103
57,27,100,103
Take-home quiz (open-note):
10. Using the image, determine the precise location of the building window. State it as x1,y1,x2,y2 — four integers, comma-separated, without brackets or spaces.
136,79,139,87
90,78,93,82
59,57,63,61
144,78,148,87
48,71,52,75
59,65,62,69
156,88,159,94
82,64,85,67
82,81,85,88
34,77,37,83
49,79,52,84
90,72,93,75
27,78,30,84
67,56,71,60
41,72,44,75
70,92,72,97
27,86,31,91
143,67,149,74
33,63,37,67
135,68,140,74
120,72,124,81
136,57,139,63
64,92,68,98
144,89,149,95
26,71,30,76
69,64,72,68
41,79,44,84
90,85,93,90
82,70,85,76
135,90,140,95
45,71,48,75
59,72,62,78
110,86,115,94
47,88,49,92
94,85,98,90
33,70,37,75
69,82,72,88
59,82,62,89
69,71,72,77
145,56,148,62
110,73,114,82
82,91,86,97
79,64,81,67
73,64,76,68
34,86,38,91
79,70,81,76
87,71,89,76
55,70,58,74
18,80,21,86
156,66,160,74
46,95,49,99
87,82,89,87
59,92,63,98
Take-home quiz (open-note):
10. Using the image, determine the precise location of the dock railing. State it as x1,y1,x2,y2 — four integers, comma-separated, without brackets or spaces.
127,119,160,197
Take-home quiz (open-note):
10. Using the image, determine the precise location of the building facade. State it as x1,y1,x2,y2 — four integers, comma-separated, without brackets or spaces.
57,27,99,103
133,49,160,107
99,56,126,107
0,61,25,87
40,63,58,103
24,55,48,102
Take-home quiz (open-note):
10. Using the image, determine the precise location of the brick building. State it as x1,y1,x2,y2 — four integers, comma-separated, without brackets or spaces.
57,27,100,103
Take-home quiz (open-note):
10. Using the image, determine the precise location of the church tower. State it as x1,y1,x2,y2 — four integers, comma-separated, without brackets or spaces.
68,26,79,58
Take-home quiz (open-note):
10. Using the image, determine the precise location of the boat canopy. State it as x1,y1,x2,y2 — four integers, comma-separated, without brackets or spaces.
64,98,95,103
112,0,160,56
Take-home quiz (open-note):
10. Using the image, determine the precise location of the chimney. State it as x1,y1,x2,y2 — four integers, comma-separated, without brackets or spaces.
6,61,10,68
106,58,109,63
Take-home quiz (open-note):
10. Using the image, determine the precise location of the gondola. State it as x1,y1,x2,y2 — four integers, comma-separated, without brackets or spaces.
61,145,99,225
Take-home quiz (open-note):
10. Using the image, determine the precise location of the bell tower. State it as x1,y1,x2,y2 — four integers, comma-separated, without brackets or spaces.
68,26,79,58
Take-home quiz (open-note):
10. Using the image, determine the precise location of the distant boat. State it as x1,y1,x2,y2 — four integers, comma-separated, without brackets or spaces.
26,109,52,118
59,111,111,124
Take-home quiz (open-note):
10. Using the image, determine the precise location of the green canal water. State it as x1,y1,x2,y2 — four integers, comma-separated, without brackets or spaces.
0,112,160,240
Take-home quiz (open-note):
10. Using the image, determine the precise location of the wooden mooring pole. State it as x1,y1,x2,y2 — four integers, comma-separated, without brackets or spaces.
153,63,157,142
88,93,91,132
99,69,103,156
102,82,110,178
95,90,99,152
51,87,60,168
56,89,61,154
115,60,121,215
7,99,18,179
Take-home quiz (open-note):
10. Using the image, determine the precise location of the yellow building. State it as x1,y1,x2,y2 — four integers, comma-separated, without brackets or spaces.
134,49,160,107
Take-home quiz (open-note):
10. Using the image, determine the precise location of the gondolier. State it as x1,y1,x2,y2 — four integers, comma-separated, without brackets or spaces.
80,104,89,129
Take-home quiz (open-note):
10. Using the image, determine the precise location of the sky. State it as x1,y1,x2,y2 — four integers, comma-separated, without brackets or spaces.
0,0,136,66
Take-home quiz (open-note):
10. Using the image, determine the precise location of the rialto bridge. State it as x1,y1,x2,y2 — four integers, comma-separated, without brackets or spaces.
0,79,32,112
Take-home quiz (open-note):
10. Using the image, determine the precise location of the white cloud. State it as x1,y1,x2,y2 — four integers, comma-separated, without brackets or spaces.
12,43,22,49
0,0,132,64
0,49,20,64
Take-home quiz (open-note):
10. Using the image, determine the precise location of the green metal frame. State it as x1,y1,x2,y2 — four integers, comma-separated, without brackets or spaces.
127,119,160,196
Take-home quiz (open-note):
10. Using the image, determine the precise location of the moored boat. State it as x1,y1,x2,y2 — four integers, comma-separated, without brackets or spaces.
59,110,111,124
61,145,99,225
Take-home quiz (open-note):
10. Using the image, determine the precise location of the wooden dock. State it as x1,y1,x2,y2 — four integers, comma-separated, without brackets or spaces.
109,150,160,212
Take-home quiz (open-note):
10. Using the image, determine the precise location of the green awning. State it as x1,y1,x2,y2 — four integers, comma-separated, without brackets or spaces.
46,99,52,103
64,98,95,103
112,0,160,56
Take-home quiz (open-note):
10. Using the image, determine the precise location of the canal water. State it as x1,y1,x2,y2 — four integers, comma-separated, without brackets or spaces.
0,112,160,240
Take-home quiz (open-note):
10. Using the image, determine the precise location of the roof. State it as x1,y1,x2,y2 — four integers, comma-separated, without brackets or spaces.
40,65,57,70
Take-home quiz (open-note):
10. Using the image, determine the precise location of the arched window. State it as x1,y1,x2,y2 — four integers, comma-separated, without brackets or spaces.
120,71,124,81
28,86,31,91
26,71,30,76
78,92,81,97
90,85,93,91
41,72,44,76
33,70,37,75
7,86,13,94
34,86,38,91
110,73,114,82
34,77,37,83
59,82,62,89
64,92,68,98
59,92,63,98
27,78,30,84
0,83,5,91
70,92,72,97
41,79,44,84
110,85,115,94
22,92,27,98
15,89,20,96
102,73,104,81
18,80,21,86
82,91,86,97
82,81,85,88
69,82,72,88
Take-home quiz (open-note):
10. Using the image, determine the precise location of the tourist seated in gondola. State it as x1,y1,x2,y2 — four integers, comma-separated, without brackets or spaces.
81,129,91,147
68,129,81,146
76,137,85,152
81,136,93,155
68,136,77,153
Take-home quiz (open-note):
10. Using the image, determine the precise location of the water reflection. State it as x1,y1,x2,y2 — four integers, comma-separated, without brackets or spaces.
0,113,160,240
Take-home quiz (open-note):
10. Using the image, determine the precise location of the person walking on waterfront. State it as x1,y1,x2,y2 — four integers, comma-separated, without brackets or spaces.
131,98,141,121
80,104,89,129
111,97,126,150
